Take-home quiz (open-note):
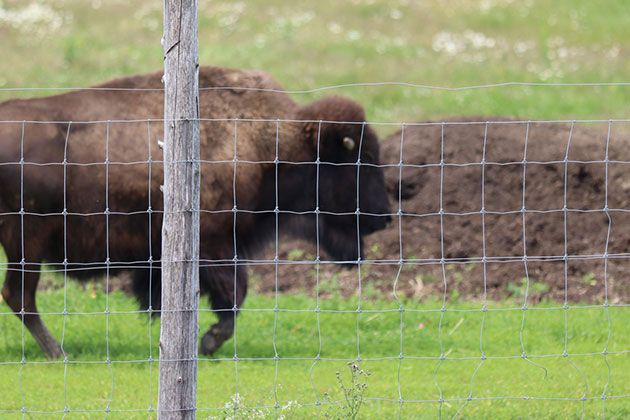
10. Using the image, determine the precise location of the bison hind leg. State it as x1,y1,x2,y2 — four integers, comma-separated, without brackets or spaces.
2,261,63,359
131,267,162,315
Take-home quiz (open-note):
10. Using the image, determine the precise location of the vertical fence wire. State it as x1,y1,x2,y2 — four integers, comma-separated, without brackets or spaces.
355,122,366,367
562,121,574,359
272,119,280,417
308,120,324,415
433,122,447,419
231,117,240,416
453,121,491,418
18,120,26,417
561,121,590,419
61,121,71,417
146,118,155,415
394,123,406,419
518,122,549,377
104,120,114,416
601,119,614,418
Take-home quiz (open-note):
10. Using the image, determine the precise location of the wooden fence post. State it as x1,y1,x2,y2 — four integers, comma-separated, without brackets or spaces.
158,0,200,418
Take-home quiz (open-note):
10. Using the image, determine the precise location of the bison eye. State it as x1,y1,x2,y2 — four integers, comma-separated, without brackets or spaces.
342,136,355,150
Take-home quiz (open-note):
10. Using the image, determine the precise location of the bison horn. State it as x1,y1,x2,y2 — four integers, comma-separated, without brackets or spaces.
343,136,355,150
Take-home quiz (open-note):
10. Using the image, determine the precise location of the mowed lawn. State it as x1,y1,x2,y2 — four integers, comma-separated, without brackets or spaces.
1,0,629,418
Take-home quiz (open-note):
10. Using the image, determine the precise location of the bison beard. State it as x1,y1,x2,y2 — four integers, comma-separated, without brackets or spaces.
0,67,391,358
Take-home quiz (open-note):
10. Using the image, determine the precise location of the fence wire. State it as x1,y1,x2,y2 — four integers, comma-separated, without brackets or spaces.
0,105,628,418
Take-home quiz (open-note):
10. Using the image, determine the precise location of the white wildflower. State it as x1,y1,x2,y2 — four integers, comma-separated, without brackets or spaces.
432,32,466,55
272,10,314,32
606,45,620,59
464,30,496,49
479,0,516,13
432,31,496,56
291,11,315,27
327,21,342,34
513,41,534,55
389,8,402,20
0,2,66,36
216,1,246,30
254,34,266,48
346,30,361,41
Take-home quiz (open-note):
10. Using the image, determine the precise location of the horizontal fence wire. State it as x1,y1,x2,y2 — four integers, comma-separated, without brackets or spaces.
1,117,630,125
0,107,628,417
1,80,629,94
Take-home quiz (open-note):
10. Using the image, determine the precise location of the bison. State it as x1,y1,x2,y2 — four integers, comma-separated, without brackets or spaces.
0,66,391,358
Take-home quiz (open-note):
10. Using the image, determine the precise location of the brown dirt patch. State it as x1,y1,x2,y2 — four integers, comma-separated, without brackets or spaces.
251,119,630,303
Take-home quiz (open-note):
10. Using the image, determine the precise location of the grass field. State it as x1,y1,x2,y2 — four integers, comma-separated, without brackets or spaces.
0,0,629,418
0,0,628,125
0,283,628,419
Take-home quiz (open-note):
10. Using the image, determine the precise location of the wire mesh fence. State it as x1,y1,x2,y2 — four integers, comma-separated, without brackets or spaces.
0,80,629,417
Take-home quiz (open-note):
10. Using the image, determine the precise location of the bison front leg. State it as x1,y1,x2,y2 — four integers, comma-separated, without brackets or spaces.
200,264,247,356
2,262,63,359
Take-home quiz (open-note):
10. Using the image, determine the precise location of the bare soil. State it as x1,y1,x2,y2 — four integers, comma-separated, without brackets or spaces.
251,119,630,303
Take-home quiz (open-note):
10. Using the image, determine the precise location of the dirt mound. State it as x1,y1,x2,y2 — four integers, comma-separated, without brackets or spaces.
251,119,630,303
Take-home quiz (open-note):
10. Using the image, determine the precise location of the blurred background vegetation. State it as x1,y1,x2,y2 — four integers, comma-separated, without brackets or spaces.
0,0,628,125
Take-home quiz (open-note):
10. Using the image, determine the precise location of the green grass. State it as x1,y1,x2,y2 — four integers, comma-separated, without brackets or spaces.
0,282,628,418
0,0,628,128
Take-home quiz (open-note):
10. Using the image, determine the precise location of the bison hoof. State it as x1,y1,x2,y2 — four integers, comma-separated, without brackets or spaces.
45,346,64,360
200,325,232,356
200,332,221,356
36,336,64,360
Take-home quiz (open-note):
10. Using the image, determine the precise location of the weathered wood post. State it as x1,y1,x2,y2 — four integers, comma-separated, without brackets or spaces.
158,0,200,418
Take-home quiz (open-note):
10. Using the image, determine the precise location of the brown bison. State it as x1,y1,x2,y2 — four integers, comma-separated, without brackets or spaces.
0,66,391,359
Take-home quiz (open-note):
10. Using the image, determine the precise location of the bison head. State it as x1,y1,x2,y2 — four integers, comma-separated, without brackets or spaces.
271,96,391,263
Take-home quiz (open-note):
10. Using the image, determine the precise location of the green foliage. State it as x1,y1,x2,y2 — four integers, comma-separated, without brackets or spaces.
446,265,465,303
581,272,597,286
287,248,306,261
507,278,551,298
318,272,342,297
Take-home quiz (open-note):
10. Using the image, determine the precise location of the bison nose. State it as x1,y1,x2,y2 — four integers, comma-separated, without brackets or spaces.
360,214,391,235
379,214,392,230
377,213,392,228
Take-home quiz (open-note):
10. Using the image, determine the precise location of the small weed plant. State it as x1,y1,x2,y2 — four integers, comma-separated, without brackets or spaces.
323,362,371,420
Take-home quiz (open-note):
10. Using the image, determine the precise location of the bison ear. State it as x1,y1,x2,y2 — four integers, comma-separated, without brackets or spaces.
302,120,322,149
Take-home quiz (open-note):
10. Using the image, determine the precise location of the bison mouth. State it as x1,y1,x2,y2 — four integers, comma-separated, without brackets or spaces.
321,227,363,265
319,214,392,265
278,213,390,266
